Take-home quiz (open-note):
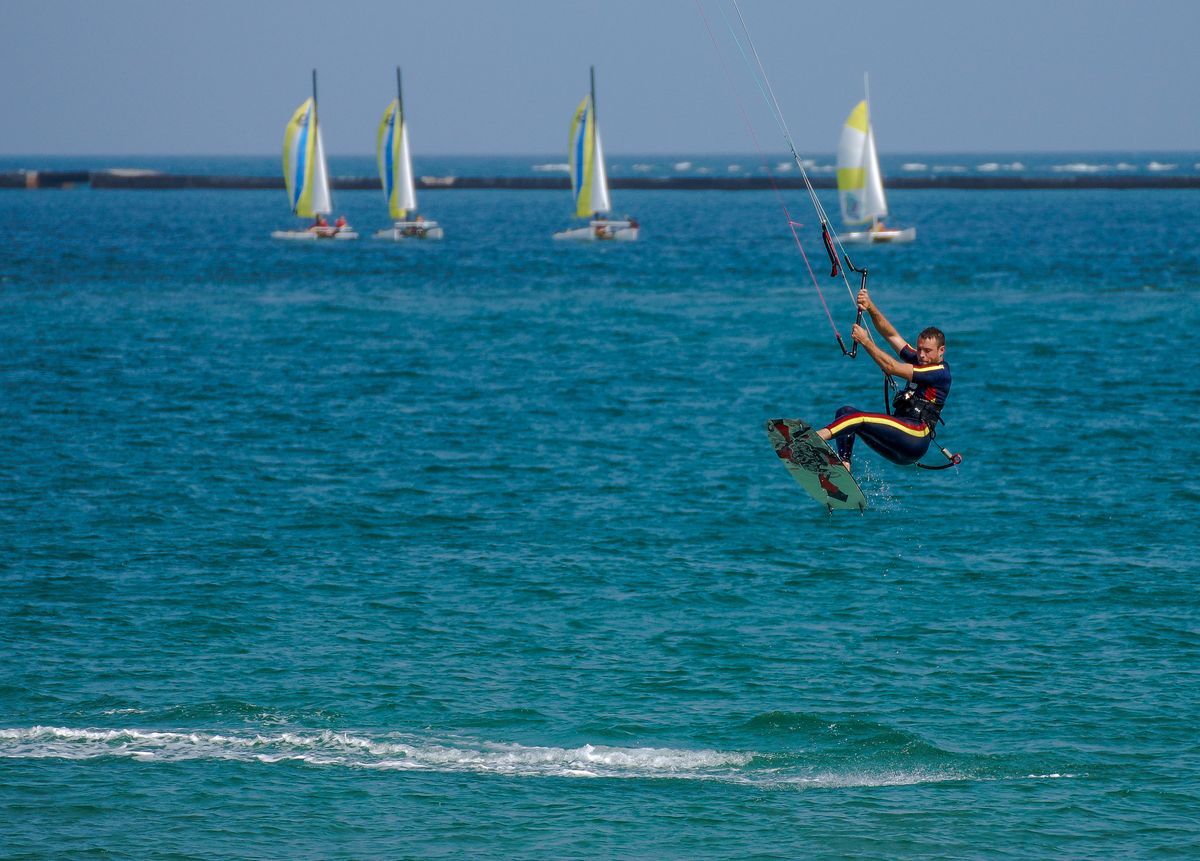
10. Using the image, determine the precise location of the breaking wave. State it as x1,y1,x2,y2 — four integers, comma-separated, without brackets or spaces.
0,724,1077,788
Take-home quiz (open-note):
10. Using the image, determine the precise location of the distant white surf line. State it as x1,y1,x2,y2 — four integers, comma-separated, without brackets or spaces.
1052,162,1137,173
0,726,1075,788
903,162,968,173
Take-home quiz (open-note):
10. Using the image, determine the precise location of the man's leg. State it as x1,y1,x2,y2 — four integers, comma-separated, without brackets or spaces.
818,406,860,469
825,410,931,467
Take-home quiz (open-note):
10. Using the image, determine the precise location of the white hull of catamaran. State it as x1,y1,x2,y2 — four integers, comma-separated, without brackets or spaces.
841,227,916,245
374,221,444,241
553,220,639,242
271,229,359,241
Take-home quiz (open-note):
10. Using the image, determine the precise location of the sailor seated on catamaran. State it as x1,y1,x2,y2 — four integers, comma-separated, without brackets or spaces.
334,215,348,232
590,215,637,240
400,215,427,237
816,287,951,471
310,214,329,232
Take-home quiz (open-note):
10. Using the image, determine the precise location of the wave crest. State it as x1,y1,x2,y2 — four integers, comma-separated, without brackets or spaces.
0,724,1075,788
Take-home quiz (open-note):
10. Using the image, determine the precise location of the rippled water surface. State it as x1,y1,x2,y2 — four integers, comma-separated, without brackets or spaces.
1,176,1198,859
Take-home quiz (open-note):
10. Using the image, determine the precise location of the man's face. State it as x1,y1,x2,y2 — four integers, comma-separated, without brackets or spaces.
916,336,944,365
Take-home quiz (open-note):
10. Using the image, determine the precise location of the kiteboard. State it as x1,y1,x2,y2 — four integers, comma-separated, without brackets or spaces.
766,418,867,512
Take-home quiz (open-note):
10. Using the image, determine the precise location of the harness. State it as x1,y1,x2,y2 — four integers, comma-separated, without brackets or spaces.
891,387,943,429
883,375,960,470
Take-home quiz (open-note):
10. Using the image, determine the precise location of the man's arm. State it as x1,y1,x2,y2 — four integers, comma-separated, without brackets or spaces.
851,324,914,381
857,288,908,355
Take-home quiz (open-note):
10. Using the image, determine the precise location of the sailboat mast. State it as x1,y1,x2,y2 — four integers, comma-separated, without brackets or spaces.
589,66,598,141
396,66,404,123
864,72,883,229
312,68,318,113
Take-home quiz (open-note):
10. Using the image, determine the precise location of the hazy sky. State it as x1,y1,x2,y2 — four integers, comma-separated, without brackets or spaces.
5,0,1198,157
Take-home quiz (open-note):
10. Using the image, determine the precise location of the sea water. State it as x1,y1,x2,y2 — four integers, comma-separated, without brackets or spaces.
1,160,1198,859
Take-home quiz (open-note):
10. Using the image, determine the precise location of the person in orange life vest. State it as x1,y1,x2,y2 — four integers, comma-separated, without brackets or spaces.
816,287,951,470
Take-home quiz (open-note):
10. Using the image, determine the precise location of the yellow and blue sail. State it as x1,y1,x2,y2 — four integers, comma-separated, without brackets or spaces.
282,97,332,218
568,95,610,218
377,100,418,221
283,98,316,217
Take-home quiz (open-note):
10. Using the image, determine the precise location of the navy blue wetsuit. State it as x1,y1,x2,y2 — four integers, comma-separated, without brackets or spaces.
824,345,951,466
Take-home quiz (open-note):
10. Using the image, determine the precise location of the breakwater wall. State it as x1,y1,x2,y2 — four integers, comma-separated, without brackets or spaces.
0,170,91,189
5,169,1200,191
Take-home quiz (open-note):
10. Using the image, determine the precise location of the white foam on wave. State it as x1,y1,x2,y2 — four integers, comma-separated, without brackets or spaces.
674,161,692,171
902,162,927,171
977,162,1025,172
775,768,970,788
1,726,1071,788
532,163,569,173
0,726,748,781
752,767,1078,790
1147,161,1177,171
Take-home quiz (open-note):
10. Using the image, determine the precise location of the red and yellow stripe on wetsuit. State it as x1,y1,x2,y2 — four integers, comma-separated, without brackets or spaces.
824,408,932,466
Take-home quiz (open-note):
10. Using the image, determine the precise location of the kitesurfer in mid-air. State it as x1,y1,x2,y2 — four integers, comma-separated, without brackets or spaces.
816,288,951,471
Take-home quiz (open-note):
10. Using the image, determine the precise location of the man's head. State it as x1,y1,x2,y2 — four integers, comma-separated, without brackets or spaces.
915,326,945,365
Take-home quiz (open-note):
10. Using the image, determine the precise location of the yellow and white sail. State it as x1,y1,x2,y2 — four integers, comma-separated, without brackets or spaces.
836,100,888,226
377,99,417,221
554,67,636,241
568,94,611,218
282,97,332,218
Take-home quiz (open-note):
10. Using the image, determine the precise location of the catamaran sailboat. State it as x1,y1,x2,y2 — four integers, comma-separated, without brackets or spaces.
375,68,443,241
553,67,638,242
836,90,914,244
272,70,357,241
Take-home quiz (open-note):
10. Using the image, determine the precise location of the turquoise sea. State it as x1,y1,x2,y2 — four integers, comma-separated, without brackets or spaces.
2,155,1198,859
